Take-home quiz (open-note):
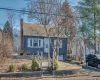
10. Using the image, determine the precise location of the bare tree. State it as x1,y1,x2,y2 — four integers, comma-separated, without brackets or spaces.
0,29,13,64
25,0,67,68
60,0,76,59
25,0,76,69
6,11,16,51
6,11,16,29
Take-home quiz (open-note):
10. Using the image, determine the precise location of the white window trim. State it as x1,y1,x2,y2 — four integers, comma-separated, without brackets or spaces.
27,38,43,48
27,38,33,48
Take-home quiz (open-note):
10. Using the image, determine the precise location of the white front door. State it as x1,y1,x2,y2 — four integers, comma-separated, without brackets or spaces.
44,38,49,53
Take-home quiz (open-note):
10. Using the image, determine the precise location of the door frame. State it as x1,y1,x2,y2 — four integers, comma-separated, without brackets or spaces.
44,38,49,53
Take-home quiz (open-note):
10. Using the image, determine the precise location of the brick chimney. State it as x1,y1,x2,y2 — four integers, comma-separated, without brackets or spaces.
20,18,24,54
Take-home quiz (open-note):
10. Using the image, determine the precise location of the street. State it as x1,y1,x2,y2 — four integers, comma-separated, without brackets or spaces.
42,66,100,80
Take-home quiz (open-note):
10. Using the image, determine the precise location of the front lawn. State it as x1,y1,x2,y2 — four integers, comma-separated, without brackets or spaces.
0,54,81,73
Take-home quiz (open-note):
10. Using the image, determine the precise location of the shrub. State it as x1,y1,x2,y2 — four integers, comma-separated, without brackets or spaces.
21,64,28,71
54,59,59,70
31,57,39,71
51,59,59,70
80,60,84,64
9,64,16,72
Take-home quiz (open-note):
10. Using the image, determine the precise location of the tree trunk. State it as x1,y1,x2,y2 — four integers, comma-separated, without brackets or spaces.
48,37,51,67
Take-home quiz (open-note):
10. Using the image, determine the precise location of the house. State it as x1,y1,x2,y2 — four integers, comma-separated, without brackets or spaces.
20,19,67,61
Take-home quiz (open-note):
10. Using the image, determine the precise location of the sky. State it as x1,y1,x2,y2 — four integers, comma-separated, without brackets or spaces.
0,0,80,30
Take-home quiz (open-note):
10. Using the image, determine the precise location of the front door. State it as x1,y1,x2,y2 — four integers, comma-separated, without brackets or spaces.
44,38,49,53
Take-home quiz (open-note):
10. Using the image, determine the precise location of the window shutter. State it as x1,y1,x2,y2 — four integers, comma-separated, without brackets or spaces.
54,40,57,46
40,39,43,47
27,38,33,47
27,38,30,47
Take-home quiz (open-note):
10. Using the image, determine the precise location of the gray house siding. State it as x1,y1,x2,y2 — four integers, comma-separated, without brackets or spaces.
23,36,67,60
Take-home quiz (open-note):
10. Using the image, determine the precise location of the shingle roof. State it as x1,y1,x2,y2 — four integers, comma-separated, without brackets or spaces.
23,23,66,38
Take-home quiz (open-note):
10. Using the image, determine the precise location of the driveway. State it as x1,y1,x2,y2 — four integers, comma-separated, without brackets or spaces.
82,65,100,78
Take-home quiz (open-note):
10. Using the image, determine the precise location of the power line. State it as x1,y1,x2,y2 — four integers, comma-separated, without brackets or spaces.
0,7,82,18
26,0,61,5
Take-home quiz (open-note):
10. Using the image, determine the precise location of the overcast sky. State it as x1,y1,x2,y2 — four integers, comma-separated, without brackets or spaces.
0,0,80,29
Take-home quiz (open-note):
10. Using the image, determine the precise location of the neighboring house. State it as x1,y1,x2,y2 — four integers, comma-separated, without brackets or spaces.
69,36,96,61
70,37,85,61
20,19,67,61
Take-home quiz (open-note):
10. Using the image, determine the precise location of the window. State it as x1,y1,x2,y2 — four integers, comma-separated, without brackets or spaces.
27,38,43,48
33,39,38,47
54,40,62,48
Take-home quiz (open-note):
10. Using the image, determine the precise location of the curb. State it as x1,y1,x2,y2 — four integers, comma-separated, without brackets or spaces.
82,66,100,72
0,69,81,78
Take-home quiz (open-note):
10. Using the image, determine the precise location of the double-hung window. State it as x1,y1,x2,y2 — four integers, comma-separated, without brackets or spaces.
33,39,38,47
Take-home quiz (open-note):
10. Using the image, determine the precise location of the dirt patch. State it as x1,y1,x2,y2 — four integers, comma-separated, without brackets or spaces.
58,61,82,70
0,55,32,72
0,55,81,73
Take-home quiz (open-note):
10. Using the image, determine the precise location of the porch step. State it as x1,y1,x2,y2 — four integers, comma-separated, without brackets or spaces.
42,71,52,77
42,67,48,71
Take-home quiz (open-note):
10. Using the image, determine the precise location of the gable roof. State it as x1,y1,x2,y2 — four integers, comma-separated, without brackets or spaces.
23,23,66,38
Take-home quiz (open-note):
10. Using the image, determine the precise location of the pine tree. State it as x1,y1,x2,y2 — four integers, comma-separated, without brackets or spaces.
77,0,100,54
3,21,13,40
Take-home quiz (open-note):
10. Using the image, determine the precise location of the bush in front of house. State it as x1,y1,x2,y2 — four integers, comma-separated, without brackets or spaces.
9,64,16,72
54,59,59,70
51,59,59,70
21,64,28,71
31,57,39,71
